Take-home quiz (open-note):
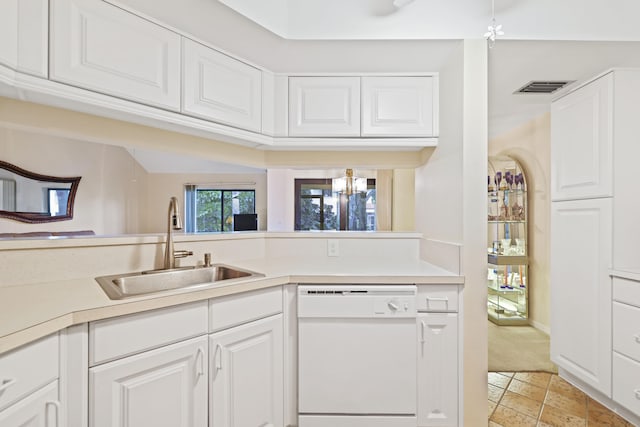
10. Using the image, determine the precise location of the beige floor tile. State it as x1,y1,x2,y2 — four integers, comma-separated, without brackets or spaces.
500,390,543,419
611,414,633,427
491,405,538,427
539,404,587,427
489,421,504,427
508,378,547,402
490,383,507,403
514,372,552,389
489,400,498,418
544,390,587,419
548,375,587,402
490,372,513,388
499,372,516,378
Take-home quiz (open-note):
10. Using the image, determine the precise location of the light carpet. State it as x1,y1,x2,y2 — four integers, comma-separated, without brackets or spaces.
488,321,558,373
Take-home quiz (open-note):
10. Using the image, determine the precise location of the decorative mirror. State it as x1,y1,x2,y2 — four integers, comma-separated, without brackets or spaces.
0,160,81,223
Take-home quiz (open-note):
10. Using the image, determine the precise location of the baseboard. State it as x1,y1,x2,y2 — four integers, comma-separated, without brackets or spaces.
529,319,550,335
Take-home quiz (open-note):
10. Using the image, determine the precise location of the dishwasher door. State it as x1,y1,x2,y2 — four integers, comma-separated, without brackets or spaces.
298,285,417,416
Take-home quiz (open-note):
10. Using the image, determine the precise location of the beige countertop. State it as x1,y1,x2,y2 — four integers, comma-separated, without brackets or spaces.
0,257,463,354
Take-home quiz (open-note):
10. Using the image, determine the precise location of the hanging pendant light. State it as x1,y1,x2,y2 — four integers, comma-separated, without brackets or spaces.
332,169,367,196
484,0,504,48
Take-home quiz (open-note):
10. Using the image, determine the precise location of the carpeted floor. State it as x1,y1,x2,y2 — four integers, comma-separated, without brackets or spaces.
488,321,558,373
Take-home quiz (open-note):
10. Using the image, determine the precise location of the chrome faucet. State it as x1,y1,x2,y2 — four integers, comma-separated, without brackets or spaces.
163,196,193,269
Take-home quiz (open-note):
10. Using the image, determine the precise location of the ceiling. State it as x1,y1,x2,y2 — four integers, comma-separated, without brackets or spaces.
114,0,640,145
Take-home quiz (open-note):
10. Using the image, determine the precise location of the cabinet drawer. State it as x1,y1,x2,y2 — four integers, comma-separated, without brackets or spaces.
89,301,208,366
613,352,640,417
613,302,640,363
417,285,459,312
209,286,282,332
0,334,58,411
613,277,640,308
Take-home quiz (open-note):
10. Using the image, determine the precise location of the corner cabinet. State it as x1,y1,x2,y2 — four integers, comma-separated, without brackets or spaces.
182,38,262,133
0,0,48,77
487,157,529,325
49,0,181,111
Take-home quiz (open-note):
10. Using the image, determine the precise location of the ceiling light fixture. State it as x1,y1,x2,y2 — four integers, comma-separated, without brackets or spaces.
332,169,367,196
484,0,504,48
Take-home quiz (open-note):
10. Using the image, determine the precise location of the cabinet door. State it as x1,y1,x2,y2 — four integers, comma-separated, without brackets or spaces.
417,313,458,427
0,0,47,77
550,198,612,395
182,38,262,132
209,314,283,427
550,73,613,201
288,77,360,137
0,381,59,427
50,0,181,111
89,336,207,427
361,76,435,137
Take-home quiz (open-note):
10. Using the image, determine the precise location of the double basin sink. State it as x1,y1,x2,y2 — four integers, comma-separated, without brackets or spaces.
96,264,263,300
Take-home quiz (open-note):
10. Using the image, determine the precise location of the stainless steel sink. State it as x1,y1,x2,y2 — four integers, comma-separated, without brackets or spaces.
95,264,263,300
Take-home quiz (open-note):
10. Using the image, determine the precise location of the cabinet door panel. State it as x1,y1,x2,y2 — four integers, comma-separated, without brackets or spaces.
90,336,207,427
210,314,283,427
288,77,360,137
50,0,181,110
550,198,612,395
182,38,262,132
550,73,613,201
0,381,58,427
0,0,47,77
417,313,458,427
361,76,435,137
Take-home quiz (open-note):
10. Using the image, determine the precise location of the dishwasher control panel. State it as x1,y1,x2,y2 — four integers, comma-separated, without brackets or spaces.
298,285,417,318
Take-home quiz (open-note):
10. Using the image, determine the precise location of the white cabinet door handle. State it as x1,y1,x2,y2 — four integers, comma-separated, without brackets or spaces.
195,348,205,379
634,335,640,344
260,423,274,427
420,320,426,345
214,344,222,371
635,389,640,400
0,378,16,393
45,400,61,427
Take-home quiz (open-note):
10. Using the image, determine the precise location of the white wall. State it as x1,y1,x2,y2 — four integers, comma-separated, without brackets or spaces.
0,127,144,235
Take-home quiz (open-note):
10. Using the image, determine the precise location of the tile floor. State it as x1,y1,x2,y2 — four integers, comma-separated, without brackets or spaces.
488,372,635,426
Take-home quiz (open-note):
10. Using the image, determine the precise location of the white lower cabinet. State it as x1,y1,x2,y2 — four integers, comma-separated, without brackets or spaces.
0,381,59,427
417,313,458,427
209,314,283,427
550,198,612,396
89,336,208,427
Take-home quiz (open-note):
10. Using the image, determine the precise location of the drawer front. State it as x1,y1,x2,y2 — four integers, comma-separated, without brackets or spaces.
613,352,640,417
90,301,208,366
417,285,459,312
613,302,640,363
209,286,283,333
0,334,58,411
613,277,640,308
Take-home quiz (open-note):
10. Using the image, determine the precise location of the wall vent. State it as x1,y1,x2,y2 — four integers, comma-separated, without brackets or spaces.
514,81,575,94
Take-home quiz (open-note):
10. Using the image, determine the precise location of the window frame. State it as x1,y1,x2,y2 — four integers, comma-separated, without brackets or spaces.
185,186,256,233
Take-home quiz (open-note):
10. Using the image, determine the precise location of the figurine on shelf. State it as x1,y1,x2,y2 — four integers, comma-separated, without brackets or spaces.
512,202,524,220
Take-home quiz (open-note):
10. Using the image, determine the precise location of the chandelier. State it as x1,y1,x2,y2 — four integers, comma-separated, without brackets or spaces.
484,0,504,48
332,169,367,196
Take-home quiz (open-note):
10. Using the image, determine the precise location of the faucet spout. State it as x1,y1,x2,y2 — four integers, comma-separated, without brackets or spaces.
164,196,183,270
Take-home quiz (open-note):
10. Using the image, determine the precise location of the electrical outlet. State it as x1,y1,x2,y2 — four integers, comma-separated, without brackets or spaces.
327,239,339,257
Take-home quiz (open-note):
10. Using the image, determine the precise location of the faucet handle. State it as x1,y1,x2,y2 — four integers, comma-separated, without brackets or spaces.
204,253,212,267
173,250,193,259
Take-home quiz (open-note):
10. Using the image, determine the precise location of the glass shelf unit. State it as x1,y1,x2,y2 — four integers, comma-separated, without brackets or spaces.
488,157,529,325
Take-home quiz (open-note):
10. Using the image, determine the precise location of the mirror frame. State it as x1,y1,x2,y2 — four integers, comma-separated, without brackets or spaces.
0,160,81,224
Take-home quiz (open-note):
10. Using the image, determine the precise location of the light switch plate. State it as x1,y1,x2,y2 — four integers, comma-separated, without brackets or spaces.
327,239,339,257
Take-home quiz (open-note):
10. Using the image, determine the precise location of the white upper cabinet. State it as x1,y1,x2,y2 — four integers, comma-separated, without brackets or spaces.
362,76,436,137
0,0,48,77
288,76,361,137
550,73,613,201
50,0,181,111
182,38,262,133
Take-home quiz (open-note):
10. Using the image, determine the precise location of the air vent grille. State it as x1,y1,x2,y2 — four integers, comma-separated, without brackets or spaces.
515,81,574,94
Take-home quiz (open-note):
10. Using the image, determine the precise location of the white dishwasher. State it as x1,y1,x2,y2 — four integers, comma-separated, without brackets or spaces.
298,285,417,427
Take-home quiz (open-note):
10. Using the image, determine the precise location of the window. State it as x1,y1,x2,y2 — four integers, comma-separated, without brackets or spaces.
294,179,376,231
185,186,255,232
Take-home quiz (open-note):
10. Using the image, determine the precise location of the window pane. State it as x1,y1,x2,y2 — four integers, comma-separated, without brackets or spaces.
300,196,322,230
196,190,222,232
